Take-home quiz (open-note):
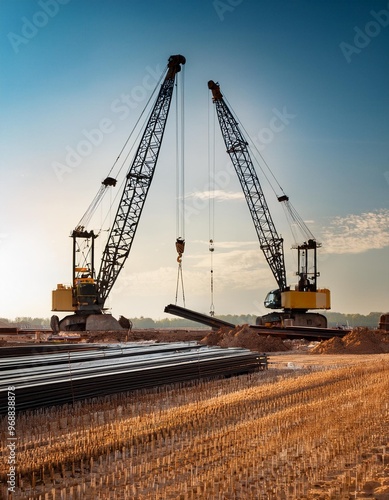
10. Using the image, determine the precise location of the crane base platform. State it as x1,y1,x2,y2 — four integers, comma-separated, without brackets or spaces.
56,313,125,332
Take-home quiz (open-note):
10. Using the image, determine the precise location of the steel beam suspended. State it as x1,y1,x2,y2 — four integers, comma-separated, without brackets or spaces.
164,303,235,330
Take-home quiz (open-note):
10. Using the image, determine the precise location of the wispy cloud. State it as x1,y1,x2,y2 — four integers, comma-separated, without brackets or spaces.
321,209,389,254
186,190,244,201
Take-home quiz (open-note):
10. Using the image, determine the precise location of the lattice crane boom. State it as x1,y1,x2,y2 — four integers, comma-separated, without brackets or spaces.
52,55,185,331
208,80,330,327
97,55,185,305
208,80,287,292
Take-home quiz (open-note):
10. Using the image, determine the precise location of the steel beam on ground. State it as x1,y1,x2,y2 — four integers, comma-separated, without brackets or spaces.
249,325,350,341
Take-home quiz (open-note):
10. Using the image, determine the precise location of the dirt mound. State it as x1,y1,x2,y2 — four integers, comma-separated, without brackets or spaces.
200,324,289,352
310,328,389,354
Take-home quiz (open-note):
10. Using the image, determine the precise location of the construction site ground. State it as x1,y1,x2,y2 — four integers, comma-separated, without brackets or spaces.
1,326,389,499
1,325,388,368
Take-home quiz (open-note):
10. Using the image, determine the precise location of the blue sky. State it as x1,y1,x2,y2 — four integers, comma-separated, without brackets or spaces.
1,0,388,320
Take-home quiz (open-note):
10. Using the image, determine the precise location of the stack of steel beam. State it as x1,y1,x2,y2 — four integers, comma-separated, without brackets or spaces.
0,343,267,412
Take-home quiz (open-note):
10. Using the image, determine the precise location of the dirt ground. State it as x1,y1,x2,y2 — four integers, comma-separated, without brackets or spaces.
1,342,388,499
2,326,389,369
1,326,389,499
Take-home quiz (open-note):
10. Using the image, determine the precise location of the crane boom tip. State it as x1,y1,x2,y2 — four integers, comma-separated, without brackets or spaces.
208,80,223,100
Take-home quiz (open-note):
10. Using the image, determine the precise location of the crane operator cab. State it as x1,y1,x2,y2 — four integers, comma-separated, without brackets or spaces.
264,289,282,309
73,273,98,309
52,229,101,322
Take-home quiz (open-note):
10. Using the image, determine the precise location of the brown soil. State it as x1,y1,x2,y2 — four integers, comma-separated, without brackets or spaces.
310,327,389,354
200,324,289,352
176,325,389,356
2,326,389,356
137,326,389,356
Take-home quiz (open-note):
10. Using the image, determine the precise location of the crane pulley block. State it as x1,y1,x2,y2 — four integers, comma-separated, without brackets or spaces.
176,237,185,263
102,177,117,187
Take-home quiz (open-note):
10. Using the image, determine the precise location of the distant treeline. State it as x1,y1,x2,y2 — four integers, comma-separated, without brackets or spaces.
0,312,383,329
128,314,257,329
0,317,51,328
323,311,383,328
128,312,383,329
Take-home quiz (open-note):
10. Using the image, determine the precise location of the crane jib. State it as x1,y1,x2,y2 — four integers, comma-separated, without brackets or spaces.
96,55,185,306
208,79,330,321
209,82,287,292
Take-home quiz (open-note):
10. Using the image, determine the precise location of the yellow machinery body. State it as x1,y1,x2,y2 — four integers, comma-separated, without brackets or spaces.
52,284,75,312
52,277,98,312
281,288,331,310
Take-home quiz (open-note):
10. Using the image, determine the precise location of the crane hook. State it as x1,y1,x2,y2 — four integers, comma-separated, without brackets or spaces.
176,237,185,263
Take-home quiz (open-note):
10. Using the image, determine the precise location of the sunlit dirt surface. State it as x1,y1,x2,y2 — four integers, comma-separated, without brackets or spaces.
1,335,388,499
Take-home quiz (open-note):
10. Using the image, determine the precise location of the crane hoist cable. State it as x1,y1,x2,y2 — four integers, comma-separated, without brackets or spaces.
75,68,166,234
75,177,117,232
224,95,320,246
175,63,185,240
209,239,215,316
224,95,285,199
174,67,186,306
72,69,168,290
281,198,316,246
208,96,216,316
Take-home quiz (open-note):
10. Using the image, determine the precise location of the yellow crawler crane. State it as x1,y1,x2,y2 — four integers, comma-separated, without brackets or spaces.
51,55,186,331
208,80,330,328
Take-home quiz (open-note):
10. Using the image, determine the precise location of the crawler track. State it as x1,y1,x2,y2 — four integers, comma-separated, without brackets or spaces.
0,343,267,413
